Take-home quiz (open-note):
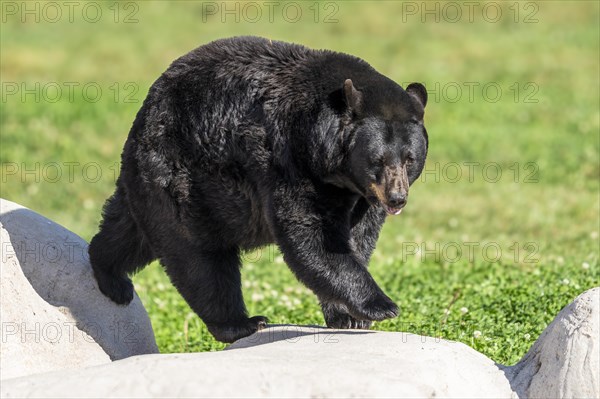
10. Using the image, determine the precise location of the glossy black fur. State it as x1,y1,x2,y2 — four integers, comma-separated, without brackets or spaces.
89,36,428,343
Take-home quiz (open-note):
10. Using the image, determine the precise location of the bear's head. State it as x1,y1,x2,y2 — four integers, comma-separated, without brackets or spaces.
341,78,428,216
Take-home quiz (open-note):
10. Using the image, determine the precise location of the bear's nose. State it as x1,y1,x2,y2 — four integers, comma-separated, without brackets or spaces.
388,193,407,209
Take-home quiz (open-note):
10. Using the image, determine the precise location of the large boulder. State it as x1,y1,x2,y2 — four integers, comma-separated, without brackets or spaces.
0,199,158,380
0,326,516,398
1,198,597,398
505,287,599,398
0,226,110,380
2,290,598,399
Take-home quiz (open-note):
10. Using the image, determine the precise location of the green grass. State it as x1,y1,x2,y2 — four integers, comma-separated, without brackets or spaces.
1,1,598,365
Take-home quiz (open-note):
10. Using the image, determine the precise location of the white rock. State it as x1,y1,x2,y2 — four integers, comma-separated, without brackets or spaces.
0,199,158,380
0,325,517,398
505,287,599,398
0,226,110,380
2,288,598,399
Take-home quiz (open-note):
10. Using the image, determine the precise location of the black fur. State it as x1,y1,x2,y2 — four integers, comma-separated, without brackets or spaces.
89,36,428,343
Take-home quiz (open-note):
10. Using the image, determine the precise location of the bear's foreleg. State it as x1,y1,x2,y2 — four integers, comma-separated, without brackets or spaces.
319,199,388,329
269,178,398,324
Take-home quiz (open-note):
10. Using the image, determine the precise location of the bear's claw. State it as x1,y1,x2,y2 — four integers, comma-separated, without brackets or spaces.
348,292,399,322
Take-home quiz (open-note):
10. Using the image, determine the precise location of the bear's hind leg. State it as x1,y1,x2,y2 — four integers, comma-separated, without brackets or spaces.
161,248,268,343
89,187,154,305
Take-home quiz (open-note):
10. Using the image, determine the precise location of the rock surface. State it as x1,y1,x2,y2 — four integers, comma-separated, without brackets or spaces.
1,326,517,398
2,291,598,399
505,287,599,398
0,199,158,380
0,226,111,380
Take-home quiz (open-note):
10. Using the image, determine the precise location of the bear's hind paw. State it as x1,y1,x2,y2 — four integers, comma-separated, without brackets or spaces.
93,269,134,305
207,316,268,343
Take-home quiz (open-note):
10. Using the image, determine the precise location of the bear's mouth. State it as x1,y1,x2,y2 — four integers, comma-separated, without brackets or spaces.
382,204,404,216
367,183,405,216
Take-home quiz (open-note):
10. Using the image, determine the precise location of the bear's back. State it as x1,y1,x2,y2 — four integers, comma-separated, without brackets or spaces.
128,37,386,184
163,36,316,91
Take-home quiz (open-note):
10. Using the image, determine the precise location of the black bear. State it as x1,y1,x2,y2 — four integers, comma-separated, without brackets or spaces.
89,36,428,343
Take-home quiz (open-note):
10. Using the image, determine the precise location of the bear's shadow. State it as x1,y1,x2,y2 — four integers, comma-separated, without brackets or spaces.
228,323,375,349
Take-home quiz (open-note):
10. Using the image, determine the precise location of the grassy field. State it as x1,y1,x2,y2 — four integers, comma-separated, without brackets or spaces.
1,1,598,365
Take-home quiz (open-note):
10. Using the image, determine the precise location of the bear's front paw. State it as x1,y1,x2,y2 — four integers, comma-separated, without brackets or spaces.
348,292,399,322
206,316,268,343
322,302,372,329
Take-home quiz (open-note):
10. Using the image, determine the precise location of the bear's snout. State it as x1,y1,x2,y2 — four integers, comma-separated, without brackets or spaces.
387,192,407,209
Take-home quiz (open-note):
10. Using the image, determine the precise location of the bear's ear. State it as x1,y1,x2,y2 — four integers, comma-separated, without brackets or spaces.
344,79,363,112
406,82,427,109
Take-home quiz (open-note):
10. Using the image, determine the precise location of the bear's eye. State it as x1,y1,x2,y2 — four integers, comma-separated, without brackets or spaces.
371,156,385,181
371,155,385,168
